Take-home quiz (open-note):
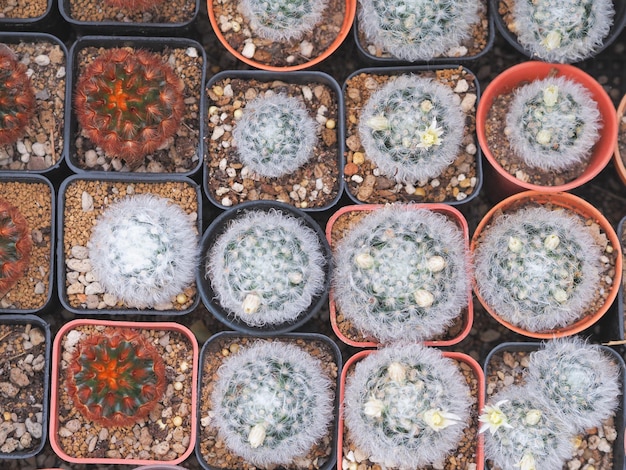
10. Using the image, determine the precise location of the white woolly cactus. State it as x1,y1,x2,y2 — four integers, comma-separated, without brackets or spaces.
332,204,469,344
358,75,465,184
358,0,480,61
232,93,318,178
343,343,471,468
512,0,614,63
87,193,198,308
506,76,601,171
207,209,327,327
473,206,601,333
210,341,334,467
239,0,329,41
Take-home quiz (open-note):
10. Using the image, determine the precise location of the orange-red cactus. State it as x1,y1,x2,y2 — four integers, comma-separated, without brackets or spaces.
0,47,36,146
0,199,32,297
105,0,165,11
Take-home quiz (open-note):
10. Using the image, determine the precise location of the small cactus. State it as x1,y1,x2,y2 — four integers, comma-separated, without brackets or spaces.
105,0,165,11
343,343,471,468
232,93,318,178
358,0,481,61
87,194,198,308
74,48,185,169
0,46,36,147
332,204,469,344
239,0,329,41
506,76,601,171
66,327,166,427
206,209,327,327
473,206,602,332
210,340,334,467
0,198,32,297
512,0,614,63
358,75,465,183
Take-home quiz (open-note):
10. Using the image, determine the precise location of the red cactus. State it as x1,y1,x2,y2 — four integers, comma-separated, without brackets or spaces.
105,0,165,11
73,48,185,168
66,328,167,427
0,199,32,297
0,47,36,146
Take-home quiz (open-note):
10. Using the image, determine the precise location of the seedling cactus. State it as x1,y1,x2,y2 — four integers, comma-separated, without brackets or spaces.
66,328,166,427
506,76,601,171
210,341,333,467
232,93,318,178
343,343,471,468
0,47,36,146
105,0,165,11
332,204,469,343
0,198,32,297
358,75,465,183
87,194,198,308
73,48,185,169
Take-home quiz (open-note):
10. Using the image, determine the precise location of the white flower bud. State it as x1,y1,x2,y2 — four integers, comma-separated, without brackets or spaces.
524,409,542,425
355,252,375,269
508,236,523,252
420,100,433,112
427,255,446,272
543,84,559,106
287,271,303,284
387,362,406,382
553,288,568,303
536,129,552,145
544,233,560,250
542,30,562,51
248,423,266,448
366,115,389,131
242,293,261,314
363,398,385,418
414,289,434,308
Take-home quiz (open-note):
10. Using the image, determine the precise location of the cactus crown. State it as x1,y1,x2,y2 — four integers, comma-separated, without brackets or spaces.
332,204,469,344
211,341,333,467
343,343,471,468
358,75,465,183
104,0,165,11
239,0,329,41
0,198,32,297
87,193,198,308
512,0,614,63
74,48,185,169
473,206,601,333
66,327,166,427
358,0,480,61
232,93,318,178
506,76,601,171
207,209,326,327
0,47,36,147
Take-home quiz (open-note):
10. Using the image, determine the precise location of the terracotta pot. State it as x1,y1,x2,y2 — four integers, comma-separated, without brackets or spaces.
326,203,473,348
476,61,617,202
613,93,626,185
471,191,622,339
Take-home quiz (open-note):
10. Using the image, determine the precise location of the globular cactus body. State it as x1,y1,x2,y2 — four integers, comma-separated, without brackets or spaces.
0,47,36,146
0,199,32,297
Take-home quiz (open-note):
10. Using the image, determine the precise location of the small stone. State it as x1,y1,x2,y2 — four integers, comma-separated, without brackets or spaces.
24,418,42,439
84,150,98,168
81,191,94,212
241,42,256,59
84,282,104,295
152,441,170,456
71,245,89,260
66,258,92,272
28,328,45,346
34,54,50,66
66,282,85,295
461,94,477,113
9,368,30,387
31,142,46,157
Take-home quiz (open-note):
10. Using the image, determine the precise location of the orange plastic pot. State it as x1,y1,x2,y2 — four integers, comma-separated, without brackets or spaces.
476,61,617,202
613,93,626,185
326,203,473,348
207,0,356,71
471,191,623,339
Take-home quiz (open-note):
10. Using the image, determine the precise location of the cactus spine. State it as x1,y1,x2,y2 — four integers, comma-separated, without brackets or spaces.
0,47,36,146
0,198,32,297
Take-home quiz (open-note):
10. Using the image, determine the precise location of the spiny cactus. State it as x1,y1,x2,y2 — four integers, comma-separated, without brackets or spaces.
105,0,165,11
0,47,36,147
66,327,166,427
512,0,614,63
358,75,465,183
332,204,469,344
358,0,481,61
239,0,329,41
210,341,333,467
506,76,601,171
73,48,185,169
0,199,32,297
232,93,318,178
207,209,326,327
87,193,198,308
343,343,471,468
473,206,602,333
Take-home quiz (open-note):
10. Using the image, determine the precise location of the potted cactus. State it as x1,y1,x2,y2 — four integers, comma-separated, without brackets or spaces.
196,331,340,470
49,318,198,465
339,343,484,470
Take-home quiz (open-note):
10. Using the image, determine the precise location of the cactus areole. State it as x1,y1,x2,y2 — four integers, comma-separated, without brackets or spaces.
66,328,167,427
0,47,36,146
0,198,32,297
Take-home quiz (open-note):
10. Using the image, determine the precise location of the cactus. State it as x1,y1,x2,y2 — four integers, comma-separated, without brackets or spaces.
87,193,198,308
210,340,333,467
206,209,326,327
358,75,465,183
512,0,614,63
358,0,481,61
343,343,471,468
239,0,329,41
232,93,318,178
66,327,166,427
73,48,185,169
332,204,469,344
506,76,601,171
473,206,602,333
0,199,32,297
0,47,36,147
105,0,165,11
